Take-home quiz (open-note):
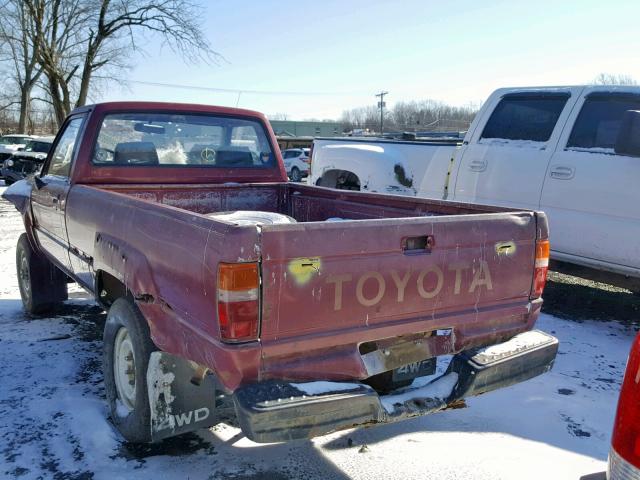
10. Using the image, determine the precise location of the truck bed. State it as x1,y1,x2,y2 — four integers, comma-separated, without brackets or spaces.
105,182,509,220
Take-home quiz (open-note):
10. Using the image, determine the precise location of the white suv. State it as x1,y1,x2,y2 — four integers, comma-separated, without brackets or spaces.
281,148,310,182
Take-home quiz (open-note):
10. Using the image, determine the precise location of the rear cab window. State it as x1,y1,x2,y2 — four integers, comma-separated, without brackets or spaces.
480,93,570,145
567,93,640,152
92,112,276,168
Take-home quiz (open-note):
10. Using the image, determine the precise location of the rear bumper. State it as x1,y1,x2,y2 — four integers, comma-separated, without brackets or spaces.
233,329,558,443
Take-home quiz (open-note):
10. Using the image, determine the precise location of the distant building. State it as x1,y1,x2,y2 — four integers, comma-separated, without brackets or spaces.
270,120,345,150
269,120,344,138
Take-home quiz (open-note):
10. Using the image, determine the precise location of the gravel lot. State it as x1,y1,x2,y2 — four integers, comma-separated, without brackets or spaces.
0,182,638,480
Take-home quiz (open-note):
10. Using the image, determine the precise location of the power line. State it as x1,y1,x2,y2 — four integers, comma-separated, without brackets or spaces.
124,79,369,98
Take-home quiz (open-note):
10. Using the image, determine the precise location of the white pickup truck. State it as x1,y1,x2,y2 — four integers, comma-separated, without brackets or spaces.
311,86,640,290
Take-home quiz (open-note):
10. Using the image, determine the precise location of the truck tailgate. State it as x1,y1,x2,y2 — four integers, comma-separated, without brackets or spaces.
260,212,538,348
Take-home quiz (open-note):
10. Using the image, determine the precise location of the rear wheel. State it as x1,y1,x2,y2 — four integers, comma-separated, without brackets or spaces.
104,298,157,443
16,233,68,314
4,178,14,186
317,171,361,190
289,167,301,182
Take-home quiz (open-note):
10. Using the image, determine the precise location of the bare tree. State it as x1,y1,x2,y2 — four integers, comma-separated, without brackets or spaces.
342,99,478,133
0,0,45,132
592,73,638,86
22,0,219,126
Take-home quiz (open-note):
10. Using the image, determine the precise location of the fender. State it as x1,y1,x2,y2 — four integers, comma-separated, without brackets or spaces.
2,179,46,255
1,179,32,215
312,140,418,194
93,232,158,300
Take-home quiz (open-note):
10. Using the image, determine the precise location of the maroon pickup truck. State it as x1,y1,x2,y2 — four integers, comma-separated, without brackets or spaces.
3,102,558,444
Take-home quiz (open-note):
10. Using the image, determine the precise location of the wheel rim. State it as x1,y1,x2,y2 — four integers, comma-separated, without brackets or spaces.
18,251,30,297
113,327,136,412
291,168,300,181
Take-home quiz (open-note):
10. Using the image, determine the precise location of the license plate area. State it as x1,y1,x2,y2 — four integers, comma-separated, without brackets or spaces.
392,358,436,382
359,328,454,378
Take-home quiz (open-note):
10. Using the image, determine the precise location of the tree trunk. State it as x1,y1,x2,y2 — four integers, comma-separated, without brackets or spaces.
18,87,31,133
76,66,92,108
47,75,67,128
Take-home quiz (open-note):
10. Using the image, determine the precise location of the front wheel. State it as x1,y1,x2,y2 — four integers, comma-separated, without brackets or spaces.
289,167,302,182
16,233,68,314
104,298,158,443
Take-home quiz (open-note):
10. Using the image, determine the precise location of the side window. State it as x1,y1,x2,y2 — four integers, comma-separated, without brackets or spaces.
481,94,569,142
567,94,640,150
46,117,84,177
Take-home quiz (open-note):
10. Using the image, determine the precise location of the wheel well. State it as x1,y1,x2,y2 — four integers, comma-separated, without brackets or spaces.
316,169,361,190
96,271,128,307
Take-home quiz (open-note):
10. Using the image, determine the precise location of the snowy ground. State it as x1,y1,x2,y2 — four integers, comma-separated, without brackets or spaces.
0,183,636,480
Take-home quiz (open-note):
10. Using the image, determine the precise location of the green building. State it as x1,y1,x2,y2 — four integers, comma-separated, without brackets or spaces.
269,120,344,137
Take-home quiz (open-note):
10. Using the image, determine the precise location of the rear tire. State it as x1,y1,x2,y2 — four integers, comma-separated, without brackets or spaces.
4,178,14,186
289,167,301,182
104,298,158,443
16,233,68,314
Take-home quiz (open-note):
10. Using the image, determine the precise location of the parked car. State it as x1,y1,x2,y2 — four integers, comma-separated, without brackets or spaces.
3,101,557,446
1,137,54,185
607,332,640,478
281,147,310,181
311,85,640,291
0,134,33,164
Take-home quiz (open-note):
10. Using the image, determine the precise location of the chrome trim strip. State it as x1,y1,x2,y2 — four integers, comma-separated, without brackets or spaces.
609,448,640,480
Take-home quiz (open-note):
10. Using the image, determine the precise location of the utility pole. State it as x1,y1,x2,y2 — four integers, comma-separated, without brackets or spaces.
375,91,388,134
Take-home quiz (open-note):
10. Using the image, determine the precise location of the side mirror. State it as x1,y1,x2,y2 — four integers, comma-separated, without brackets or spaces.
615,110,640,157
34,175,46,190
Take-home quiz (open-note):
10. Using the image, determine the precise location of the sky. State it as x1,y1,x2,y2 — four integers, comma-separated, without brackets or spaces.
100,0,640,120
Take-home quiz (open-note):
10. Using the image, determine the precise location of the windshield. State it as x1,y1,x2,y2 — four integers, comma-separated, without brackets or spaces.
24,141,52,153
0,136,28,145
92,112,275,168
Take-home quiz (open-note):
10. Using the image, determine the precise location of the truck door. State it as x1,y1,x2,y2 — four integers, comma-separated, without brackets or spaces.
31,116,85,272
540,89,640,274
452,89,578,210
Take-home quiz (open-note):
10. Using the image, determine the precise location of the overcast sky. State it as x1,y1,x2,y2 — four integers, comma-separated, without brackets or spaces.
100,0,640,120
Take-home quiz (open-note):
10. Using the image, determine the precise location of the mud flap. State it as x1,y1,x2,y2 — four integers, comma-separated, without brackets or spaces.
147,352,219,442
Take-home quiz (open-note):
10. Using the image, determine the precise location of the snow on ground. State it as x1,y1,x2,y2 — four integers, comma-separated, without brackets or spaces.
0,183,635,479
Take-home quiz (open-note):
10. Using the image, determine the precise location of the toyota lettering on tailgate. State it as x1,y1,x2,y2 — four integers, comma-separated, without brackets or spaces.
326,260,493,310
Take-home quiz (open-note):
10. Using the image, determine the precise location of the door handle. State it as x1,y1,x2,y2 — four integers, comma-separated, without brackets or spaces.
549,165,575,180
468,159,487,172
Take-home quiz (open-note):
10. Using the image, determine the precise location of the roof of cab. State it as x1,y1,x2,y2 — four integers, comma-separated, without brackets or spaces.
70,101,268,120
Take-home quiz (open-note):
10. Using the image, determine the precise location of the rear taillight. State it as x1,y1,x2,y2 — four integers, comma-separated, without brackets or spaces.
531,239,549,299
610,333,640,474
217,262,260,342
